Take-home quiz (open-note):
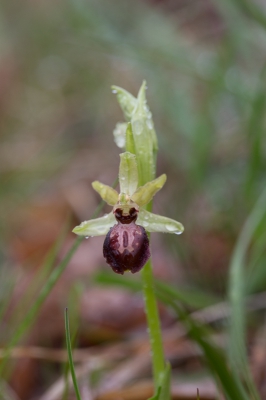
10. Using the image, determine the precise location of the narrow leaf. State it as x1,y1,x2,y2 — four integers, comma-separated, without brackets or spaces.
170,302,250,400
94,271,219,309
228,186,266,399
94,272,250,400
148,362,171,400
131,81,155,184
65,308,82,400
112,85,137,121
0,236,83,377
160,363,171,400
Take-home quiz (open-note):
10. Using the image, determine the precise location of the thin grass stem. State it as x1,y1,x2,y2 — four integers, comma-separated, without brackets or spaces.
65,308,82,400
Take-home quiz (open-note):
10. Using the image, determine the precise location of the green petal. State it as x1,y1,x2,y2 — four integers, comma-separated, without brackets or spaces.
138,209,184,234
119,152,138,196
111,86,137,121
131,174,167,206
92,181,119,206
72,212,116,237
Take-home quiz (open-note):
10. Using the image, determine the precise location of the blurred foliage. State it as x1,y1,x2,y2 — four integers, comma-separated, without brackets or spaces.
1,0,266,398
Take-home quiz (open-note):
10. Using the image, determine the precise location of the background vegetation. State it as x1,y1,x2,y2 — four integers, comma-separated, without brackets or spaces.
0,0,266,399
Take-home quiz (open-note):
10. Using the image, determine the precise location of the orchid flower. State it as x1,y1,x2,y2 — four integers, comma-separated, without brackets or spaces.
73,152,184,274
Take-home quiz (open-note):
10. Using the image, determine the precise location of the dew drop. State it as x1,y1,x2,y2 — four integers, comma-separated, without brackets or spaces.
166,224,178,233
142,221,149,227
112,89,117,94
85,236,89,239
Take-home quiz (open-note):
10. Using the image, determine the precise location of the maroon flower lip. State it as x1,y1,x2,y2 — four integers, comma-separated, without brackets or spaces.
103,207,150,274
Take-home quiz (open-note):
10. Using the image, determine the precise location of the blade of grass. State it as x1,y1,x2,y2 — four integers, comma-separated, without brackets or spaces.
95,270,250,400
65,308,82,400
10,218,71,330
231,0,266,30
197,388,200,400
0,235,83,379
245,65,266,197
0,179,118,380
228,187,266,399
0,267,16,334
148,362,171,400
94,271,220,309
63,284,83,400
158,293,250,400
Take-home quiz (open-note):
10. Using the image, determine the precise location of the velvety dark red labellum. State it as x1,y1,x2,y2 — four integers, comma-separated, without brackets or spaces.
103,207,150,274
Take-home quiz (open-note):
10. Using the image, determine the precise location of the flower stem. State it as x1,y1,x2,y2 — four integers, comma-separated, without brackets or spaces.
121,81,167,392
141,258,165,388
140,203,165,390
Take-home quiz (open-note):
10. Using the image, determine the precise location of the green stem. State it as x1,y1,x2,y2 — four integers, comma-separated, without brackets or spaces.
122,81,166,393
140,201,165,390
141,258,165,388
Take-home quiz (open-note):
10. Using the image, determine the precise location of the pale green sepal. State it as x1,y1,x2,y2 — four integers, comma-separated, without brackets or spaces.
72,212,116,237
125,122,136,155
148,363,171,400
138,209,184,234
131,174,167,207
92,181,119,206
113,122,127,148
119,152,138,196
111,86,137,121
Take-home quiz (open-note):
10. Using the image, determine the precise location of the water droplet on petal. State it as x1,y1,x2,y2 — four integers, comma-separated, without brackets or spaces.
142,221,149,227
166,224,179,233
112,89,117,94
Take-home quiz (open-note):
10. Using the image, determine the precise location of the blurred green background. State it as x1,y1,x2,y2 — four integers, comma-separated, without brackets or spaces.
1,0,266,399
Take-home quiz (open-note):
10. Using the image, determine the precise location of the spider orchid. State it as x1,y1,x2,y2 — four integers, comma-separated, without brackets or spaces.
73,152,184,274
